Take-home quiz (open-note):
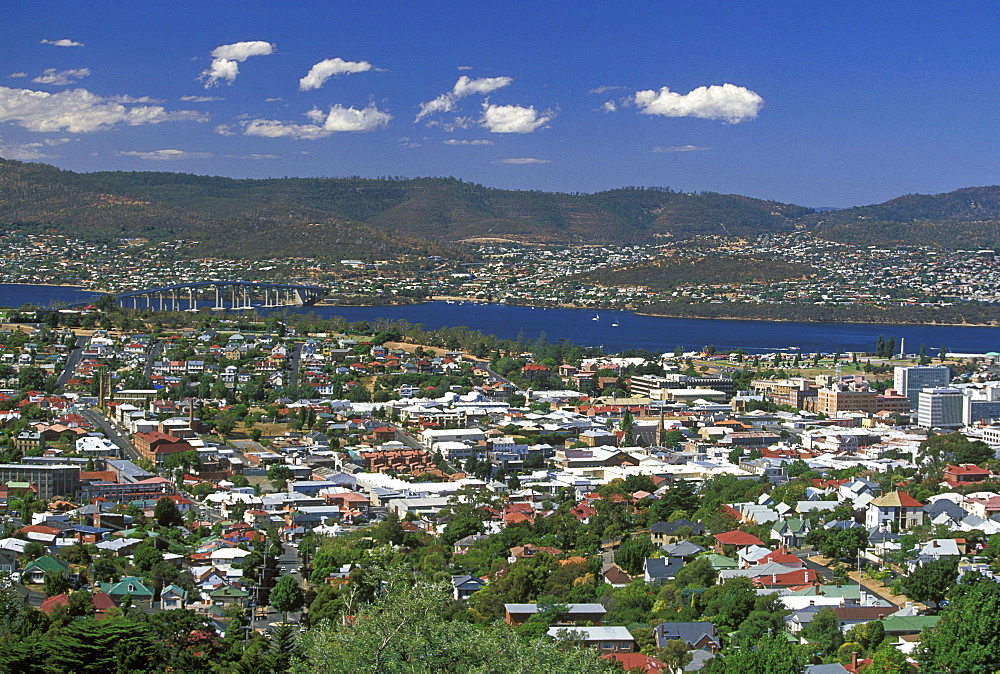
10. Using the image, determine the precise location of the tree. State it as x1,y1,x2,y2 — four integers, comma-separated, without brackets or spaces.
270,574,304,623
866,643,908,672
92,556,119,583
620,409,635,444
657,639,693,671
43,571,70,598
614,536,655,575
918,580,1000,671
23,540,45,561
132,541,164,575
299,579,609,673
153,496,184,527
806,526,868,562
802,608,843,656
918,432,992,469
267,464,292,490
703,634,806,673
214,410,237,436
46,617,156,673
901,557,958,609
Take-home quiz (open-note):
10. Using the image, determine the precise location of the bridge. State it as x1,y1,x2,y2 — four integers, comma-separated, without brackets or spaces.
67,281,327,311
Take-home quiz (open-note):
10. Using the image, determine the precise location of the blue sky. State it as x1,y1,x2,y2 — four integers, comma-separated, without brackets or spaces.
2,1,998,208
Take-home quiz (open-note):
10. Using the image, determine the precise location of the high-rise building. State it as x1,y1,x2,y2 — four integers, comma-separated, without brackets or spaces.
894,366,951,409
0,463,80,499
962,386,1000,426
917,387,964,429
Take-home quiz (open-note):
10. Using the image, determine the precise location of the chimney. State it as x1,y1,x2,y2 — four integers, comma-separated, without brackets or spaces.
851,652,858,671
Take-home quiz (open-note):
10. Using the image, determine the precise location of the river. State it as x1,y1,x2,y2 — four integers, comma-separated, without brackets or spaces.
4,284,998,355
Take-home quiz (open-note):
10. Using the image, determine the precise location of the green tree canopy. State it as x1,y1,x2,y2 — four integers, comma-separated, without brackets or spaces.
296,580,611,673
901,557,958,609
270,574,305,623
918,580,1000,671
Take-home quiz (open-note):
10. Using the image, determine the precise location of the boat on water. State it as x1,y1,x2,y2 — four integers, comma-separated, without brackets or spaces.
592,313,600,321
611,320,619,327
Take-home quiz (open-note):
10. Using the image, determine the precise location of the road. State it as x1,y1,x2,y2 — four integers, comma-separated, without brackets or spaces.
289,342,304,387
81,408,140,463
384,421,422,450
143,341,164,380
56,336,88,387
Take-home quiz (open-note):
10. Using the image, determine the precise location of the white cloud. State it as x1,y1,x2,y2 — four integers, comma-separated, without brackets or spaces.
601,101,617,113
299,58,373,91
453,75,511,98
40,38,84,47
457,66,473,70
416,75,512,121
265,97,283,102
110,95,162,103
116,149,211,160
225,153,279,159
32,68,90,86
589,85,625,95
242,103,391,139
480,102,552,133
0,86,207,133
443,138,492,145
0,140,52,160
499,157,551,164
214,124,235,136
633,83,763,123
200,41,275,88
181,95,221,102
9,73,27,79
652,144,711,153
416,94,455,120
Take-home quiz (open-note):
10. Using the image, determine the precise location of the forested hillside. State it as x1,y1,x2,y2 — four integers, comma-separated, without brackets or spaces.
4,159,1000,259
577,255,817,289
809,186,1000,247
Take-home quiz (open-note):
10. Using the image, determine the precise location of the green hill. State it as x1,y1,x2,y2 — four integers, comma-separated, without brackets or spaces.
4,159,1000,258
808,186,1000,247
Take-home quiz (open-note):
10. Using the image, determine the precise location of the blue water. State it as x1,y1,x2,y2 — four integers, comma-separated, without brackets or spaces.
288,303,1000,355
3,284,998,355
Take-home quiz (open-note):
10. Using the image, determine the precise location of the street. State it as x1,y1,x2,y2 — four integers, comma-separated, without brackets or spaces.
81,408,141,463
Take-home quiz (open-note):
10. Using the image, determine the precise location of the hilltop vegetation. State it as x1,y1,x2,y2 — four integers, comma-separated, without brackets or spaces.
0,160,811,258
6,159,1000,261
810,186,1000,247
577,255,817,290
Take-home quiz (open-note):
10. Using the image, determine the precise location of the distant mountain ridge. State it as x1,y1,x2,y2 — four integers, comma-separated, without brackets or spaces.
1,158,999,257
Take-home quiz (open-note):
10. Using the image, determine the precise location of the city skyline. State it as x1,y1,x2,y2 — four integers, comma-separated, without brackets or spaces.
2,1,999,208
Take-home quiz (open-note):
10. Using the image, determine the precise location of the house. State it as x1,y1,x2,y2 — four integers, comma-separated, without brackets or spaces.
452,575,486,601
653,621,720,652
101,576,155,608
600,653,669,673
650,519,705,545
865,491,924,530
547,626,635,653
505,603,606,626
830,606,896,631
604,564,633,588
209,584,250,607
713,530,764,554
160,584,188,610
943,464,990,487
661,540,706,559
40,591,116,620
21,555,69,584
644,556,684,582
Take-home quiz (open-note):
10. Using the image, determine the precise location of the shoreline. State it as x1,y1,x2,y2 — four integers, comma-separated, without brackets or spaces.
632,310,1000,328
3,283,997,328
